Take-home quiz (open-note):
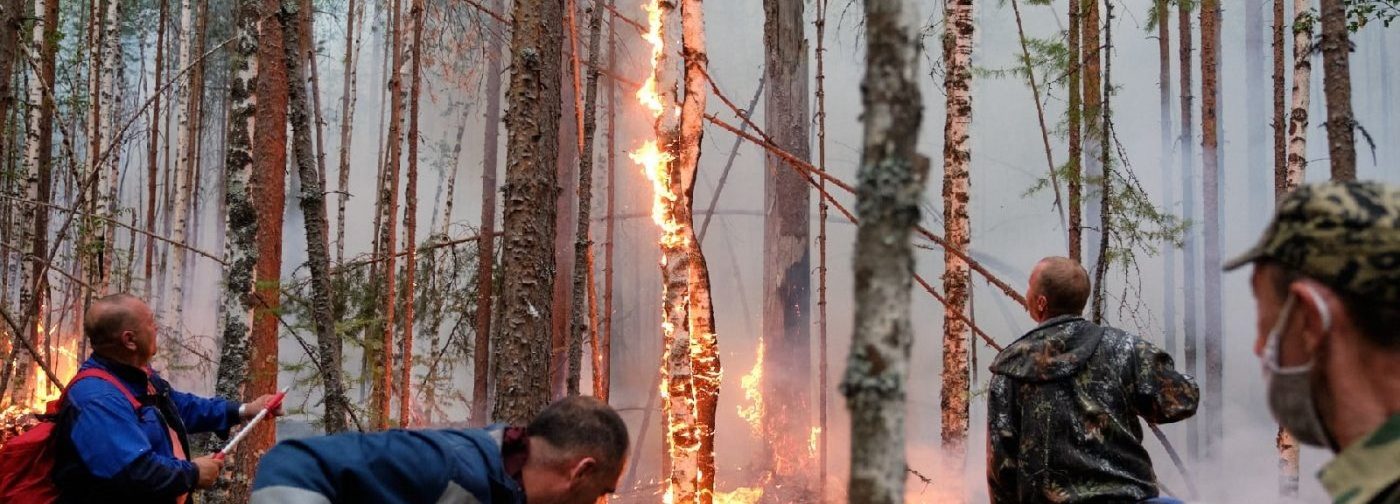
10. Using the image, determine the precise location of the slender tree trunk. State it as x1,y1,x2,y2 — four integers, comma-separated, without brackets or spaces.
1200,0,1224,466
21,0,57,382
203,0,260,499
814,0,830,494
472,0,505,426
492,0,560,424
94,0,122,295
940,0,973,486
166,0,195,323
842,0,925,500
1082,0,1103,273
598,0,616,404
1067,0,1082,261
549,4,581,399
1318,0,1354,179
283,1,349,435
398,0,424,427
374,0,406,430
334,0,362,265
144,0,166,296
1274,0,1287,197
1248,0,1269,221
1091,0,1114,323
568,0,603,397
1287,1,1312,198
760,0,813,487
1178,0,1200,461
1158,0,1176,357
299,0,328,189
0,0,20,143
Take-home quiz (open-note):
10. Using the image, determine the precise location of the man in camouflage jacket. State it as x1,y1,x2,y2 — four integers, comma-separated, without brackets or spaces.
987,257,1199,503
1228,181,1400,504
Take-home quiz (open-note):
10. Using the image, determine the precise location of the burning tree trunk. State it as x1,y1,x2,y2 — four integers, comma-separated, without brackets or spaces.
841,0,925,500
631,0,720,499
492,0,561,424
1318,0,1355,180
1177,0,1200,461
568,0,604,397
940,0,973,481
399,0,425,427
283,1,350,434
1200,0,1224,465
1067,0,1082,261
472,0,505,426
203,0,260,498
760,0,813,487
375,0,406,430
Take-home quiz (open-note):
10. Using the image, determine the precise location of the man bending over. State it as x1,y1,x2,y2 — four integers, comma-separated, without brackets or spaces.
987,257,1198,503
252,396,628,504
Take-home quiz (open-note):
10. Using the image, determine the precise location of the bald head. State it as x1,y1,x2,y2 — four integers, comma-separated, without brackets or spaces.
1027,257,1090,321
85,293,157,365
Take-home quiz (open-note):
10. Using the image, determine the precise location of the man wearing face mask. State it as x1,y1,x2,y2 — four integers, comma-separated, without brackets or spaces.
987,257,1199,503
250,395,628,504
1228,181,1400,504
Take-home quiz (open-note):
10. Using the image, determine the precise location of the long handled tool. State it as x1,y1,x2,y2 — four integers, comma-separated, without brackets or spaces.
213,387,288,461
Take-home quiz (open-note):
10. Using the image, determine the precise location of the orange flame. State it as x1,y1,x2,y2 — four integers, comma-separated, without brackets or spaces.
737,337,764,436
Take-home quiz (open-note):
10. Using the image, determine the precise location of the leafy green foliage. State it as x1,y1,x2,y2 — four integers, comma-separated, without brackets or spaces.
1344,0,1400,29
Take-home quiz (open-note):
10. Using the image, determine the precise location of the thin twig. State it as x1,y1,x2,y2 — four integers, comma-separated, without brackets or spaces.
0,194,226,266
1009,0,1066,228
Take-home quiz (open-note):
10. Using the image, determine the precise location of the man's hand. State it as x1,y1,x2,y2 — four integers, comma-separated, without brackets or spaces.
193,455,224,489
241,394,284,421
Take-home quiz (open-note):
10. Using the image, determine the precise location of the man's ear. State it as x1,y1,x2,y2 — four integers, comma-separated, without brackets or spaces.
569,456,597,483
120,330,138,351
1291,280,1339,352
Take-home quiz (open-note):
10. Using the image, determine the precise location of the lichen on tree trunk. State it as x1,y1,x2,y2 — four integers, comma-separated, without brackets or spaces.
841,0,926,501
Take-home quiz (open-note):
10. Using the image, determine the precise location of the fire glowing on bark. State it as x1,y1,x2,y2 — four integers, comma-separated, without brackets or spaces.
737,337,763,436
1,308,80,445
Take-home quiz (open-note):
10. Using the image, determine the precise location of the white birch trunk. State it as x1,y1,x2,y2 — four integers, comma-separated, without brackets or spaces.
165,0,195,325
940,0,974,484
1285,0,1312,189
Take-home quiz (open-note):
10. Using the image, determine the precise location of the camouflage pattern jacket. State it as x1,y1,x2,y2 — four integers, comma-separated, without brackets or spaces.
987,315,1199,503
1319,414,1400,504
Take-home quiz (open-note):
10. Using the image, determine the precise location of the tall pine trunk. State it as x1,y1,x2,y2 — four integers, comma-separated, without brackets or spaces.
1178,0,1200,461
472,0,506,425
842,0,925,500
203,0,261,498
940,0,973,485
760,0,812,485
1248,0,1269,223
374,0,406,430
284,0,349,434
492,0,561,424
568,0,603,397
1318,0,1354,179
549,3,581,399
1273,0,1287,196
398,0,425,427
144,0,166,294
599,0,616,404
1082,0,1102,273
1067,0,1082,261
1200,0,1224,466
1158,0,1175,356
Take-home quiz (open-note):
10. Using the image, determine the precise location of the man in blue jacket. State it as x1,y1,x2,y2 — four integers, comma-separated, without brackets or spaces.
51,293,282,503
251,396,629,504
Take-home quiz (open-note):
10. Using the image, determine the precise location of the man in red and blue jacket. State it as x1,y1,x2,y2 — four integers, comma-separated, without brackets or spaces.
50,293,281,503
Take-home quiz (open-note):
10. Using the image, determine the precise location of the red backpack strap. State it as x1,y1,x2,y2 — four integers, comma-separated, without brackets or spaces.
63,368,143,410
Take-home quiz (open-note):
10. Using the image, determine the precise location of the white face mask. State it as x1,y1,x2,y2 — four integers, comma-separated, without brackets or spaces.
1262,287,1335,449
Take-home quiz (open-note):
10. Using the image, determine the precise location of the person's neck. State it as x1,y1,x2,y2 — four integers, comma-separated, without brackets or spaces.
1325,345,1400,449
94,350,144,370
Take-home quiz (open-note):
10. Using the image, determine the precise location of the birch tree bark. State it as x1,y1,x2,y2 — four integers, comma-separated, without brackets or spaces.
283,1,350,434
1278,2,1313,491
21,0,57,381
203,0,260,499
166,0,195,324
492,0,561,424
842,0,926,500
335,0,363,265
940,0,973,483
1318,0,1355,180
760,0,813,486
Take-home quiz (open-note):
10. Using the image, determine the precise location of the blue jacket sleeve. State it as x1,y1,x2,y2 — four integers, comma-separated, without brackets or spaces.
66,381,199,497
167,388,241,436
252,429,519,504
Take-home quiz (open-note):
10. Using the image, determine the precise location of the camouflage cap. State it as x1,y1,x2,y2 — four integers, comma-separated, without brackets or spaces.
1225,181,1400,302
